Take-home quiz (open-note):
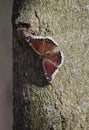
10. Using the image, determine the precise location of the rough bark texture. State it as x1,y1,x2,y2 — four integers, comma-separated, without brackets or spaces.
12,0,89,130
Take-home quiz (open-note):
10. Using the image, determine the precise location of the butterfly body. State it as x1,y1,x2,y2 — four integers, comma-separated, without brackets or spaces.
26,35,64,82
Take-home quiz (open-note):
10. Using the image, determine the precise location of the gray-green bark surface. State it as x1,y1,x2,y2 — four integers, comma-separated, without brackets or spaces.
12,0,89,130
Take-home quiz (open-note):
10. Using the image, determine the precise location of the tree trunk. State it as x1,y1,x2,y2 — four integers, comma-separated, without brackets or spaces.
12,0,89,130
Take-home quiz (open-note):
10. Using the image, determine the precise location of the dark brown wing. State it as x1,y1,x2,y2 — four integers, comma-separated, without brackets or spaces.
43,51,63,82
43,60,57,82
26,36,57,55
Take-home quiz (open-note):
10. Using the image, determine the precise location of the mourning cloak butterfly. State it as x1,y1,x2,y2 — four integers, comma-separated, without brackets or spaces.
25,35,64,82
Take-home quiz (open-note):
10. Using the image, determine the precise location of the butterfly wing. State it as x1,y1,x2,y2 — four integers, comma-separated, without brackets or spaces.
43,51,63,82
26,36,57,55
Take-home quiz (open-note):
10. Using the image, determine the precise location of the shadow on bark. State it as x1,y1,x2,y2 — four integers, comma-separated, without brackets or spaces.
13,39,49,87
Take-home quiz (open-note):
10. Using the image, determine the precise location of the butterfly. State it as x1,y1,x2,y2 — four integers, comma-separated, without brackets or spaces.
25,35,64,82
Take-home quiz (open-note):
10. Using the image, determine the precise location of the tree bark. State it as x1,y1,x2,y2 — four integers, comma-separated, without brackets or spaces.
12,0,89,130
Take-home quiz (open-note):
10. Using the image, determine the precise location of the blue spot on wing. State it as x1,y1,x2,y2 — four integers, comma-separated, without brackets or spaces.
44,38,57,46
57,51,62,65
47,76,52,82
26,36,33,42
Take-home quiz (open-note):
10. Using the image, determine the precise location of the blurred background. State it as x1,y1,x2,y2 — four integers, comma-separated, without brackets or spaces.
0,0,13,130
